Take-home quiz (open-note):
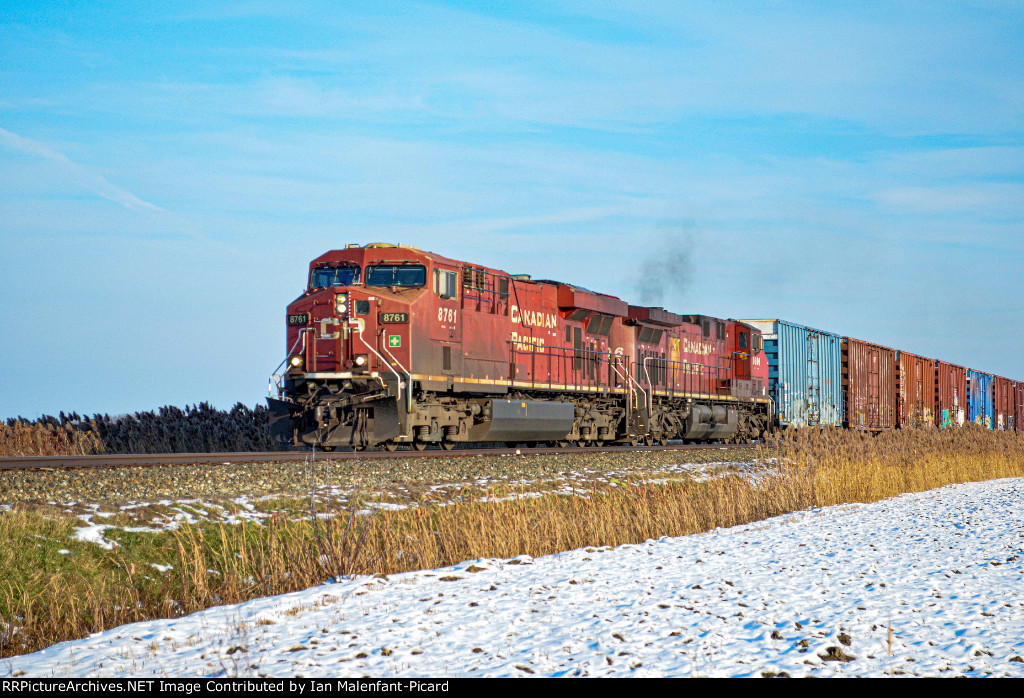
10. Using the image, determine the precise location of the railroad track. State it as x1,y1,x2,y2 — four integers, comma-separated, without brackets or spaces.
0,442,756,471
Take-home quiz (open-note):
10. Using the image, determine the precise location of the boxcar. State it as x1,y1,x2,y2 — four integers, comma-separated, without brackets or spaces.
897,351,934,428
992,375,1013,431
1015,380,1024,432
934,360,967,428
966,369,995,429
843,338,898,430
741,319,843,428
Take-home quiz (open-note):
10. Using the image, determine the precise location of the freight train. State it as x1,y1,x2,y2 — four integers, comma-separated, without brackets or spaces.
741,320,1023,432
267,243,1023,450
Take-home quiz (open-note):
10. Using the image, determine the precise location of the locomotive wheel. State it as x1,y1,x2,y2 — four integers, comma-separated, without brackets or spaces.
440,440,455,450
556,440,571,448
412,441,428,451
380,441,398,452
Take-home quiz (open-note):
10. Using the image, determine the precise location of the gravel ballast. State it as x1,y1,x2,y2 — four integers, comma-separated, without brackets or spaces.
0,447,762,523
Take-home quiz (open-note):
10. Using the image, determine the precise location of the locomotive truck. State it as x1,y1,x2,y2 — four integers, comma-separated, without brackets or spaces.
268,243,773,450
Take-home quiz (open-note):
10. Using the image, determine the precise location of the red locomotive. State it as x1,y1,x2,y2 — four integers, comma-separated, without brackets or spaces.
268,243,773,450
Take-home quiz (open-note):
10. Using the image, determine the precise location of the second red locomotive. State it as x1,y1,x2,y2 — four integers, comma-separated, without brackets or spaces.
268,243,772,450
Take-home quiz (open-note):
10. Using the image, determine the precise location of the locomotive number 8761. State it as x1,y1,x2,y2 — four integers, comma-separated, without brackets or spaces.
267,242,774,450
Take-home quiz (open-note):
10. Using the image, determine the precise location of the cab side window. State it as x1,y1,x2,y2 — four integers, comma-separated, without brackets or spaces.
434,269,458,300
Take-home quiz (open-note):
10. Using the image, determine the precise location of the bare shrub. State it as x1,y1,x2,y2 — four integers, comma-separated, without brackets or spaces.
2,403,279,456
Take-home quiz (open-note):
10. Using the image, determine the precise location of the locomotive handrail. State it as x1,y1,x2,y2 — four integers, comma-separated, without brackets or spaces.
642,355,656,421
504,339,651,439
608,354,634,398
731,349,752,381
638,354,734,397
610,355,643,420
353,325,405,405
507,342,648,395
380,330,413,417
268,328,313,397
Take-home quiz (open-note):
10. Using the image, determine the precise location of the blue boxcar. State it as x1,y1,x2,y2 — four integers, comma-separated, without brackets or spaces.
743,319,844,428
966,369,995,429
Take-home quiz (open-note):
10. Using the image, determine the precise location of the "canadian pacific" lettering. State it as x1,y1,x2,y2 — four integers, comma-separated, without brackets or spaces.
510,305,558,329
510,331,546,353
682,338,714,356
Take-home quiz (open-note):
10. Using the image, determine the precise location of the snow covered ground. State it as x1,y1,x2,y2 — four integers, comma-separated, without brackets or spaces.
6,477,1024,678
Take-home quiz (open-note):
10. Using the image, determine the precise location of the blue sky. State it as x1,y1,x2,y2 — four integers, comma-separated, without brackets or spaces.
2,1,1023,419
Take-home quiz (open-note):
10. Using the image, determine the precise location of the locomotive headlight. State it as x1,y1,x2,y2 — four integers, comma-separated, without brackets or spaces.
335,293,348,315
354,355,367,367
289,355,304,368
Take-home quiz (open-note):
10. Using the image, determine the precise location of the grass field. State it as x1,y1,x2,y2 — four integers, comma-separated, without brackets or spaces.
2,426,1022,659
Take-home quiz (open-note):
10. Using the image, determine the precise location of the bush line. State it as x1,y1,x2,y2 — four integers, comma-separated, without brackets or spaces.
1,402,276,456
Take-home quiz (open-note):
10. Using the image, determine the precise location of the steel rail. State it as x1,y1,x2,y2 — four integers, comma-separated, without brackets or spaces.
0,442,758,471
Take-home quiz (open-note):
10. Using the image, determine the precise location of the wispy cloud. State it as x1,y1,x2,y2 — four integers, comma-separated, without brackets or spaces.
0,127,164,212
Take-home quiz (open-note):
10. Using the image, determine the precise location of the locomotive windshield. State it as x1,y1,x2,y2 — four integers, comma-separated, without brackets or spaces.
310,265,360,289
365,264,426,288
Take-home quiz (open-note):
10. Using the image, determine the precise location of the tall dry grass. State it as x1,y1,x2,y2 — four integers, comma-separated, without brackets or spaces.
3,426,1023,658
0,420,105,457
294,425,1024,576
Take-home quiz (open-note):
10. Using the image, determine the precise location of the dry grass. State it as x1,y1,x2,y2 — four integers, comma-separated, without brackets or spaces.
311,425,1024,574
2,425,1023,658
0,421,105,457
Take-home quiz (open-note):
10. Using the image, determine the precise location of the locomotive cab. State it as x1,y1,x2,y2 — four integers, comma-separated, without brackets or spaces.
270,243,434,448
